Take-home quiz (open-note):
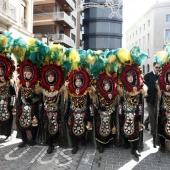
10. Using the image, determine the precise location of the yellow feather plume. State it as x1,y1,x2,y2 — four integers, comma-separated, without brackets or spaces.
108,54,116,63
117,48,132,64
68,49,80,70
0,35,8,48
27,38,36,46
155,51,168,65
85,55,98,65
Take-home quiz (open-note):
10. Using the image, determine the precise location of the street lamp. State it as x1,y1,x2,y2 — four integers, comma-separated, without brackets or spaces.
42,34,54,46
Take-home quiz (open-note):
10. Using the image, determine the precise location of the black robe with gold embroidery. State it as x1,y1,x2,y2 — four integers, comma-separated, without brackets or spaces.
0,81,16,137
95,94,117,144
120,92,143,142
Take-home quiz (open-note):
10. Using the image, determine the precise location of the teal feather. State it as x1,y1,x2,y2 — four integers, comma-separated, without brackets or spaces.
164,44,170,60
62,60,72,75
3,32,14,50
130,46,148,66
90,57,105,79
27,39,49,67
78,49,90,69
155,56,164,66
12,37,27,62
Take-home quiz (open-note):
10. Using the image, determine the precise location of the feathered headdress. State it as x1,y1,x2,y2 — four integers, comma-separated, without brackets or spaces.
0,32,14,54
63,48,80,74
155,51,168,66
45,44,66,65
130,46,148,66
88,50,106,79
12,37,27,62
25,38,50,67
105,49,121,74
116,48,132,65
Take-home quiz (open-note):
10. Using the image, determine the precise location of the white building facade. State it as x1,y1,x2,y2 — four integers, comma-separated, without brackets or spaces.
0,0,34,41
125,1,170,74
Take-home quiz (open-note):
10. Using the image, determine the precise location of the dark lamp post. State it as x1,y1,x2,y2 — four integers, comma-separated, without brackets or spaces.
42,34,54,45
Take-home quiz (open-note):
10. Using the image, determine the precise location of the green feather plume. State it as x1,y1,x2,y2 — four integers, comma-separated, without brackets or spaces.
26,38,50,67
12,37,27,62
130,46,148,66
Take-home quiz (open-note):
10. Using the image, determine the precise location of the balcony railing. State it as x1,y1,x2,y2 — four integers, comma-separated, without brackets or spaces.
53,34,74,47
34,12,74,28
53,12,74,28
34,33,75,48
65,0,75,10
0,0,17,21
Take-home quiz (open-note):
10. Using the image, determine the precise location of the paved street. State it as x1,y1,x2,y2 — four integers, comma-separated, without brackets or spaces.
0,111,170,170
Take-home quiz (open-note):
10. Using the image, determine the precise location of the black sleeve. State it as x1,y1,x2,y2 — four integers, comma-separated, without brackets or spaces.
119,96,124,122
86,93,93,122
16,88,22,107
9,84,16,96
137,93,143,122
64,94,71,121
159,94,164,116
144,73,149,87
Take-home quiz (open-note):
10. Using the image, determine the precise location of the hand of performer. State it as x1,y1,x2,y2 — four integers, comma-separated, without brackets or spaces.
86,121,92,130
139,122,143,131
112,126,116,134
12,106,16,115
64,80,69,87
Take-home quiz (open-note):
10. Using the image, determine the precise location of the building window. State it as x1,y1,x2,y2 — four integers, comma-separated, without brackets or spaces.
147,64,150,73
21,0,27,28
139,39,141,47
73,0,76,8
130,35,131,40
72,16,76,26
147,33,150,44
136,30,137,35
133,33,134,38
148,20,150,26
148,48,150,57
166,14,170,22
81,25,84,33
165,29,170,43
139,27,141,33
71,33,75,43
143,36,145,50
143,24,145,30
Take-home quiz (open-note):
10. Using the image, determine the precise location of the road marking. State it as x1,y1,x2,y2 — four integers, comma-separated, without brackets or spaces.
4,147,31,160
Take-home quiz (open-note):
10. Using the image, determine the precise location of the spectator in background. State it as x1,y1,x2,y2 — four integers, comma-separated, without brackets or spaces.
144,62,160,148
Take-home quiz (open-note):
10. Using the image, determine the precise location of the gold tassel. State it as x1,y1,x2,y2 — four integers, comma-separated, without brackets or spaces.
88,86,99,107
35,83,42,94
117,85,124,98
141,84,148,97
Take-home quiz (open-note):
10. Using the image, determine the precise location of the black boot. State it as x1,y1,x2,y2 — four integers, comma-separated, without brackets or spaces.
123,141,130,149
153,135,156,148
98,143,104,153
159,136,165,153
131,150,141,158
81,138,86,146
29,140,36,146
47,146,54,154
71,146,78,154
18,141,27,148
159,145,165,153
